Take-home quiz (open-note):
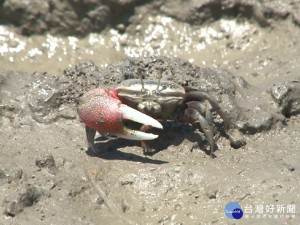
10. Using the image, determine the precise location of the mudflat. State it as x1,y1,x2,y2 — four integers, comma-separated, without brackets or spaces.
0,1,299,224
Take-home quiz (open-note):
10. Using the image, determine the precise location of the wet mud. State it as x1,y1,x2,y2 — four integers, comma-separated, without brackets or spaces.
1,0,300,225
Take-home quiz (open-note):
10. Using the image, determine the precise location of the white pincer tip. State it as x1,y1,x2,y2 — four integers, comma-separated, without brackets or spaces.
118,104,163,140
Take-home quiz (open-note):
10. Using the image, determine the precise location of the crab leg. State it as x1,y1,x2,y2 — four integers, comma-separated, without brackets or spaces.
85,125,98,154
184,91,230,127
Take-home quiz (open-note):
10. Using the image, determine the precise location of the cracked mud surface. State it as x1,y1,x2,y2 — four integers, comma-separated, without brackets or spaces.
1,0,300,225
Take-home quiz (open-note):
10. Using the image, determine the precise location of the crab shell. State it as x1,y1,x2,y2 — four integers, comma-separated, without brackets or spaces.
116,79,186,120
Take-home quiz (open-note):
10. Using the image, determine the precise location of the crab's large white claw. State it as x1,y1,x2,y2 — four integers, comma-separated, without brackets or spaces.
118,127,159,140
78,88,163,141
116,104,162,140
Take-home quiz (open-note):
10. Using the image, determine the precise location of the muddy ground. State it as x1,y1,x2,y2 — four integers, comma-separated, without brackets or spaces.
0,0,300,225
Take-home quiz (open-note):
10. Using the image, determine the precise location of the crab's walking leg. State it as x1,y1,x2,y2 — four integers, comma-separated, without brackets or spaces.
140,125,154,155
184,91,230,127
85,125,98,155
198,113,215,157
183,101,215,157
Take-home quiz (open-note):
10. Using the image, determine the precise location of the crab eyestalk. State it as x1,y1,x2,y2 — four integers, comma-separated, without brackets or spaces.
78,88,163,141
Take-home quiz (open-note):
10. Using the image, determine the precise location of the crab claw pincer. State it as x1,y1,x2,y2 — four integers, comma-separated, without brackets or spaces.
78,88,163,141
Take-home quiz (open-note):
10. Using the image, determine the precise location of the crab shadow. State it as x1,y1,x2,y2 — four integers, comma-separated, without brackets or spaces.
85,122,224,162
86,138,169,164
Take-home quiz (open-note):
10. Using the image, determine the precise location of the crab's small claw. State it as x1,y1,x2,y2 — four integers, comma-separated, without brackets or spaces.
78,88,163,143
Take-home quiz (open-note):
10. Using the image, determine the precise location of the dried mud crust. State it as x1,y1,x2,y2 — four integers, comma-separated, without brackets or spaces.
0,57,300,224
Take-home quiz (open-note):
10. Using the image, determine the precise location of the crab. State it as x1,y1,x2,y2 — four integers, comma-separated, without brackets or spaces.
78,73,229,157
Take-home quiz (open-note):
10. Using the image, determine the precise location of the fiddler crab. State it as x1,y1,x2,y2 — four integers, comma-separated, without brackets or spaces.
78,71,229,157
